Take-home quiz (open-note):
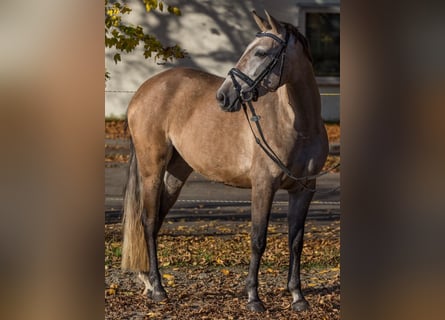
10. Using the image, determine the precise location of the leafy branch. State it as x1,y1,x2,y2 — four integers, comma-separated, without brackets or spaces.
105,0,186,79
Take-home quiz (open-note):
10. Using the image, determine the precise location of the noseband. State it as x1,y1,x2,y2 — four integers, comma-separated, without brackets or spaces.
228,31,290,103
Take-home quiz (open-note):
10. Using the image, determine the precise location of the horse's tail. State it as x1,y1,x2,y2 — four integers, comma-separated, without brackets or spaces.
121,138,149,271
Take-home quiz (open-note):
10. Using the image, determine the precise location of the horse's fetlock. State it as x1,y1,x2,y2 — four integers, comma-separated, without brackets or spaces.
245,278,258,291
287,279,300,291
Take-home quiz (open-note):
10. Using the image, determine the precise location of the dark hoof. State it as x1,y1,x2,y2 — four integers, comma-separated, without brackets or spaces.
292,299,309,312
247,300,266,312
151,290,168,302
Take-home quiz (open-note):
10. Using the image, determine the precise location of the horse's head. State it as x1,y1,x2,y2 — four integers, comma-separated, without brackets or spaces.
216,11,292,112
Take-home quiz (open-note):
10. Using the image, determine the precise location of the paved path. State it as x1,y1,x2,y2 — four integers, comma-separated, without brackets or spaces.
105,162,340,224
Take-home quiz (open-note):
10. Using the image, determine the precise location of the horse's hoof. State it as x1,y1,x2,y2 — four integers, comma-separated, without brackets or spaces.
151,290,168,302
246,300,266,312
292,299,309,312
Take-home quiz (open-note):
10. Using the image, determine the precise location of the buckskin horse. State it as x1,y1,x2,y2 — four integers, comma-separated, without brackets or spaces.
121,11,328,312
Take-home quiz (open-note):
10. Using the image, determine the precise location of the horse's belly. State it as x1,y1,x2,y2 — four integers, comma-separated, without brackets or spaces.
174,140,253,188
189,154,252,188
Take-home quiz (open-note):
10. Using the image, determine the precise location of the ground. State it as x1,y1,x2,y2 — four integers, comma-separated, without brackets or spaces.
105,120,340,319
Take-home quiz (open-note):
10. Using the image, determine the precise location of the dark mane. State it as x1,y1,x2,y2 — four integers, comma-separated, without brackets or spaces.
281,22,313,62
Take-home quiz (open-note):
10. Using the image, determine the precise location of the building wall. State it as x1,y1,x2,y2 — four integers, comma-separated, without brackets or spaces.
105,0,340,121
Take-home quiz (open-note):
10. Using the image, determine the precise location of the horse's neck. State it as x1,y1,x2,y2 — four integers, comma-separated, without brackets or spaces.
277,77,322,134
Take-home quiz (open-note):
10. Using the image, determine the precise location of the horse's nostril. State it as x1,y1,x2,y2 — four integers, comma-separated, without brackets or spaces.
216,92,227,107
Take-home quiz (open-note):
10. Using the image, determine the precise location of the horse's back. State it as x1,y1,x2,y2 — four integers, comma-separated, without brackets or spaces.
130,67,222,105
127,67,223,128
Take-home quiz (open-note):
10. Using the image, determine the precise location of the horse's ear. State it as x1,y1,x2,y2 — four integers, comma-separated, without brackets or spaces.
252,10,270,32
264,10,283,34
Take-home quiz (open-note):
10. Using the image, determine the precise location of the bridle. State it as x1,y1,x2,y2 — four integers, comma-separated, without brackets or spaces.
227,31,290,105
227,29,340,194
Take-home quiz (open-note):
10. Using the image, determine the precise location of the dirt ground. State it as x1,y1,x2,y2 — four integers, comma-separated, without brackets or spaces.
105,120,340,319
105,219,340,320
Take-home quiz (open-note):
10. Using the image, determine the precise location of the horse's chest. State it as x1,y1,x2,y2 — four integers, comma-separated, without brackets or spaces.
286,134,328,175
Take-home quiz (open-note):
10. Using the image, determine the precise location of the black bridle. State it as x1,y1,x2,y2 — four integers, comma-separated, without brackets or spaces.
227,30,340,193
228,31,290,104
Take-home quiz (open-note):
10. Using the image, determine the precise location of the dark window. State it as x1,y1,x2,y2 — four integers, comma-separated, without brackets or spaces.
305,12,340,77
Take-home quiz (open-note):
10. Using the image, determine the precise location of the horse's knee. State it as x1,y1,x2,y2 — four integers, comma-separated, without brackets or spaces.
251,236,267,254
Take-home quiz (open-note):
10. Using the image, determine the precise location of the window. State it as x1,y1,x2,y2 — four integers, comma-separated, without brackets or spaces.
298,4,340,82
306,12,339,77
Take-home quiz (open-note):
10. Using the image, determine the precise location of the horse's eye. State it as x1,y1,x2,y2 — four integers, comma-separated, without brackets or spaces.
255,50,267,57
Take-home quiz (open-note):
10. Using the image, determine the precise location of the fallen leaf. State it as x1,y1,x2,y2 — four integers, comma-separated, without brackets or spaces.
221,269,230,276
105,288,116,295
163,273,174,281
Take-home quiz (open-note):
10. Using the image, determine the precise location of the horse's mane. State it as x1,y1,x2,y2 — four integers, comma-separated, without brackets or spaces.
281,22,313,63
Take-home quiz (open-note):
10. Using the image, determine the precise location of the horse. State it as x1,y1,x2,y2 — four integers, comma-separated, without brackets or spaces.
121,10,328,312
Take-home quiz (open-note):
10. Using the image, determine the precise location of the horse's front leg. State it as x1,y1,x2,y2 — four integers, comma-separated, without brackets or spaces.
246,182,275,312
287,182,315,311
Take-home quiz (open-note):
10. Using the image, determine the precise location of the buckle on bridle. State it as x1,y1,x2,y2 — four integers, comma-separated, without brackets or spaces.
240,88,258,102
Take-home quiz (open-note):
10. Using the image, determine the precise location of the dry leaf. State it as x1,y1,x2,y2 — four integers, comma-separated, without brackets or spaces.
162,273,174,281
221,269,230,276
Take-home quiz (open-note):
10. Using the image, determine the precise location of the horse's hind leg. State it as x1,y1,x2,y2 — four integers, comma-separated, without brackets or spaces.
138,161,168,302
138,150,192,296
287,182,315,311
130,134,177,302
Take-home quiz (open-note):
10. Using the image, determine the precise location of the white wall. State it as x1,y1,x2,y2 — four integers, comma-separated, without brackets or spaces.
105,0,339,120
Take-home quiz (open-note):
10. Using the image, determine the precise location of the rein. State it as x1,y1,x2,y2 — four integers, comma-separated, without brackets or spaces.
229,30,339,193
242,101,340,194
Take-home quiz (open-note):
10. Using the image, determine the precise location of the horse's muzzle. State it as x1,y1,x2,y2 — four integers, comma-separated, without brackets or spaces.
216,91,241,112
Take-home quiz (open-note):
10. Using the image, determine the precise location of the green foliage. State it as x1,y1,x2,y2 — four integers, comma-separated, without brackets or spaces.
105,0,186,70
